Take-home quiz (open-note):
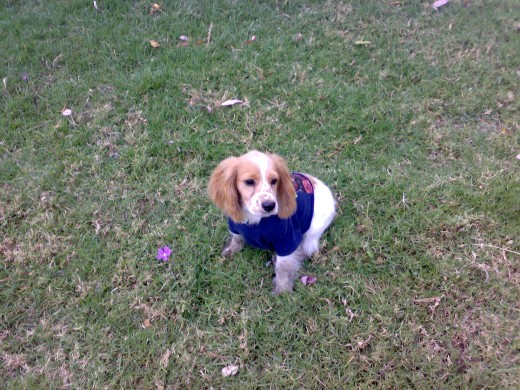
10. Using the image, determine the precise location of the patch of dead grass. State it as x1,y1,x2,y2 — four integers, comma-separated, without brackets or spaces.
2,352,29,377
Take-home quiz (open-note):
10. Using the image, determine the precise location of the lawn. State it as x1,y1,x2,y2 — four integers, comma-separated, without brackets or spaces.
1,0,519,388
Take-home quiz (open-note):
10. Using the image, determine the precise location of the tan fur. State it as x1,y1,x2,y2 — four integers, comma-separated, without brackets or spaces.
209,152,298,222
208,157,244,222
268,153,297,218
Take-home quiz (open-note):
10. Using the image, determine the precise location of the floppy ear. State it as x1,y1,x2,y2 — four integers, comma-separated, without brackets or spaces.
208,157,244,223
269,153,297,219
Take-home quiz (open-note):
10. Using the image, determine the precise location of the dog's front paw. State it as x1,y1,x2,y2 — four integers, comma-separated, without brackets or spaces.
272,276,294,295
221,236,244,258
221,238,235,258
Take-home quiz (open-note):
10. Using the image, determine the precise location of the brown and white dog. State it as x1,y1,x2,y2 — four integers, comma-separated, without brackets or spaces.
208,151,336,294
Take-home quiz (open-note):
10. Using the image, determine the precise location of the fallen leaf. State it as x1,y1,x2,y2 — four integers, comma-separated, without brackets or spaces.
300,275,317,285
176,41,189,47
356,334,373,350
62,108,72,116
160,349,171,367
221,365,239,377
150,40,160,48
150,3,163,14
432,0,449,10
354,40,371,46
414,295,443,313
142,318,151,328
341,298,360,322
352,135,362,145
221,99,243,106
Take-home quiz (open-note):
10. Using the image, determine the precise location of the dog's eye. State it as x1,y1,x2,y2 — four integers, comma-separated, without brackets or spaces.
244,179,255,186
270,178,278,185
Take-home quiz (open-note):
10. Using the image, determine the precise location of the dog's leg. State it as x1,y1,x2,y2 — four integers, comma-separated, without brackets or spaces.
272,246,306,294
221,233,244,258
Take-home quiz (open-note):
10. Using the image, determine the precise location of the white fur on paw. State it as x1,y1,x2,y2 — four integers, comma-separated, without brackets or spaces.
272,277,293,294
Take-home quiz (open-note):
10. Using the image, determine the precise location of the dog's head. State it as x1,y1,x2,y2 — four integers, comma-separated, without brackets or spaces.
208,151,297,223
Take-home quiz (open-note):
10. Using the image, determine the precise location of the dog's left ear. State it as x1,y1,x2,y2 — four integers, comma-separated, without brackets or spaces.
269,153,297,218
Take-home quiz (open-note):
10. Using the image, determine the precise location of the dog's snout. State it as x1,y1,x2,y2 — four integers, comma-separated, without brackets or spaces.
261,200,276,213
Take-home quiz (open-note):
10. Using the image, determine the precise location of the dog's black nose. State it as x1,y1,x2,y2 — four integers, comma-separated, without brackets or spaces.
261,200,276,212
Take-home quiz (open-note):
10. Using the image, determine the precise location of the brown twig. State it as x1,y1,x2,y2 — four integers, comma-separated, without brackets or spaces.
207,22,213,46
472,243,520,256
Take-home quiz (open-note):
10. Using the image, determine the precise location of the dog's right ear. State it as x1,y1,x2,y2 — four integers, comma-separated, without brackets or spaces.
208,157,244,223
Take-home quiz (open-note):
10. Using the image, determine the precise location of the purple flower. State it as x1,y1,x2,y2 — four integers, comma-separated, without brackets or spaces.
300,275,317,286
156,246,172,261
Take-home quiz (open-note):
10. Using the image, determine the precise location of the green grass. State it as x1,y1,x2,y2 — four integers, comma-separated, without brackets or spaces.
1,0,519,388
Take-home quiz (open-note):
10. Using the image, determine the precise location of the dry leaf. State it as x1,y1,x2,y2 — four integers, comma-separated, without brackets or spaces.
221,365,239,377
352,135,362,145
357,334,372,350
432,0,449,10
341,298,360,322
160,349,171,367
176,41,189,47
414,295,443,313
150,40,160,48
142,318,151,328
221,99,243,106
62,108,72,116
150,3,163,14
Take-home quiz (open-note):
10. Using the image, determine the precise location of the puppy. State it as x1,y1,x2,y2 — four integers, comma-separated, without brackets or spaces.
208,151,336,294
